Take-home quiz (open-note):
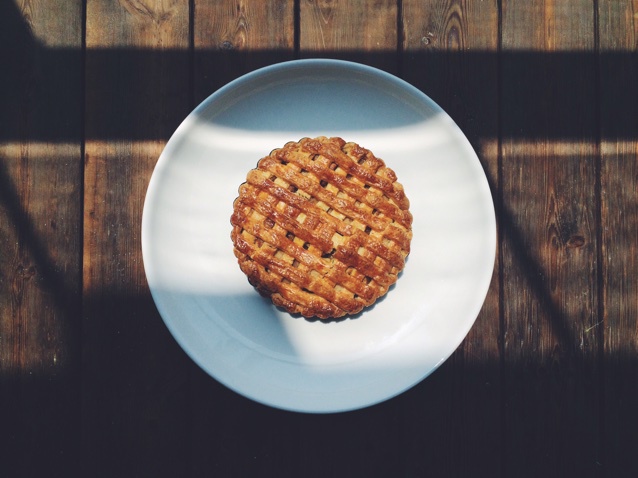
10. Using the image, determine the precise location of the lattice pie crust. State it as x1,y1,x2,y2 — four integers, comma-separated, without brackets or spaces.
231,137,412,319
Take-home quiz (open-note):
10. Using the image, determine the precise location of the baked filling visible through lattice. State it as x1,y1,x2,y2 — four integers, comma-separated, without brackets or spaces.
230,136,413,319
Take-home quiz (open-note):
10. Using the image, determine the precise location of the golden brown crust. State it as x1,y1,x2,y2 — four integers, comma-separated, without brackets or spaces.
230,137,412,319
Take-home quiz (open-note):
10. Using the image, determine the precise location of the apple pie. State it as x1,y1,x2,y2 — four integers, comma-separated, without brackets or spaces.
230,136,412,319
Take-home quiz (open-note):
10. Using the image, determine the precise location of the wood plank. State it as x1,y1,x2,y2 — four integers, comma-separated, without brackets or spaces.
193,0,295,104
500,1,601,474
189,3,405,476
299,0,398,72
274,3,409,475
82,1,192,476
0,1,83,476
598,1,638,475
400,0,501,474
187,1,297,475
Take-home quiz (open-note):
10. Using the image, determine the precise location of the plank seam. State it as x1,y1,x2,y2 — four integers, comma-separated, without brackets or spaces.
496,1,506,477
397,0,404,77
294,0,300,59
592,0,606,469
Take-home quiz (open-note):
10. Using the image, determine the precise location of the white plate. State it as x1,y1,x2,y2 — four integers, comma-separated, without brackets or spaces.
142,59,496,413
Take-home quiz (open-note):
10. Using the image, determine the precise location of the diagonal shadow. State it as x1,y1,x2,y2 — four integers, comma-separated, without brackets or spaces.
0,158,79,330
1,0,629,379
0,0,625,386
0,0,82,348
2,0,638,476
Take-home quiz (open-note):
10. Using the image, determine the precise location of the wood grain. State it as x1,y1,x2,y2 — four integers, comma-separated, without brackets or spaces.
0,1,83,476
599,0,638,474
299,0,398,72
500,0,601,474
288,3,407,474
83,1,192,476
400,1,501,474
186,3,407,476
193,0,295,104
4,0,638,475
188,1,297,474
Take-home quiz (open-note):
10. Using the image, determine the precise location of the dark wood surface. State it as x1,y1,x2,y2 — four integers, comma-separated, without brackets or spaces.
1,1,636,476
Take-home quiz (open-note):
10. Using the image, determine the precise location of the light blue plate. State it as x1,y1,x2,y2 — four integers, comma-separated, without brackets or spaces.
142,59,496,413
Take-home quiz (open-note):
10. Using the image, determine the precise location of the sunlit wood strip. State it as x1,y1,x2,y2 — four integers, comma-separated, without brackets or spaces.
500,0,601,473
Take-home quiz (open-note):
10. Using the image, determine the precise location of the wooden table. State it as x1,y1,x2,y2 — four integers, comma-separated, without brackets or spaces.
1,1,636,476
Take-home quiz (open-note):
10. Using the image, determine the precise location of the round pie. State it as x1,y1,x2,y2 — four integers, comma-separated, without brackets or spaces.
230,137,413,319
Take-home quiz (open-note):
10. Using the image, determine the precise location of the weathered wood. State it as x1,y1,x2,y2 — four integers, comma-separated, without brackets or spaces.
400,0,501,474
5,0,638,474
83,1,192,476
194,0,295,104
0,1,83,476
283,2,406,475
500,1,601,474
599,1,638,475
187,2,297,475
299,0,398,72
